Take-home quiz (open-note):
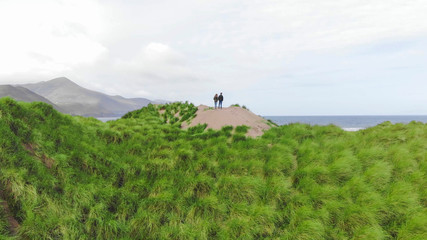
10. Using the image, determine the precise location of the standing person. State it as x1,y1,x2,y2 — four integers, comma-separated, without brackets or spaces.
218,92,224,109
213,93,219,109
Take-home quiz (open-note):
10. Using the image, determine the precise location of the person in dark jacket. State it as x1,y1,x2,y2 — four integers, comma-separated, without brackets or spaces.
218,92,224,109
213,93,219,109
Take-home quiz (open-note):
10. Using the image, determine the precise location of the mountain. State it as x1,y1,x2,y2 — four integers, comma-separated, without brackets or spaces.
20,77,152,117
0,85,63,111
151,99,171,104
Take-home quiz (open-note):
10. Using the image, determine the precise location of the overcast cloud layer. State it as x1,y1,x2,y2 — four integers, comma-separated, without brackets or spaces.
1,0,426,115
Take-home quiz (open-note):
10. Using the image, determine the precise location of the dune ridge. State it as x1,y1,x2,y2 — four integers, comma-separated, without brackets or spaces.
183,105,272,137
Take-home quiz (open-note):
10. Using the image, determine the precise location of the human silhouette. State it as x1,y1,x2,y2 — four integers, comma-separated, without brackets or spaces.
213,93,219,109
218,92,224,109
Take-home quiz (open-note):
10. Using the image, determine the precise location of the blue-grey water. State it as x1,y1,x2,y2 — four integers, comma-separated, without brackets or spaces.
97,117,121,122
97,115,427,131
263,115,427,131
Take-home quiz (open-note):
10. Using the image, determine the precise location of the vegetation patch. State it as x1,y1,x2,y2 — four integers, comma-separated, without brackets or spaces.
0,97,426,239
230,103,248,110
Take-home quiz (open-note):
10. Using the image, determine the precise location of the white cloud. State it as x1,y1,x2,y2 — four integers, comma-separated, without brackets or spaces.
0,0,107,80
187,0,427,58
109,42,211,99
0,0,426,114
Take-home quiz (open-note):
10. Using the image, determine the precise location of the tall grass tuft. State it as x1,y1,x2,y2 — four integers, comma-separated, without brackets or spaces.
0,98,427,239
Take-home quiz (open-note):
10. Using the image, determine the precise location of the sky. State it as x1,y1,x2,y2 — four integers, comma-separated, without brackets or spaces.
0,0,426,115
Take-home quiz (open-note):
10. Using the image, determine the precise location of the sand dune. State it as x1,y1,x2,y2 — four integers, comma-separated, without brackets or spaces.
183,105,272,137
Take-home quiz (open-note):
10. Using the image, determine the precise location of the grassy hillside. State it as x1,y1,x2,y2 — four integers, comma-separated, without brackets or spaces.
0,97,426,239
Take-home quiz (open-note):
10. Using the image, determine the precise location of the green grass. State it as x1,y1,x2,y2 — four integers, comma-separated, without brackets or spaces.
0,97,426,239
0,204,9,237
230,104,248,110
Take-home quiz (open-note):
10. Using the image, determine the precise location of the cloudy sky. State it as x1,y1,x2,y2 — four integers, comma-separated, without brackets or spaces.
1,0,426,115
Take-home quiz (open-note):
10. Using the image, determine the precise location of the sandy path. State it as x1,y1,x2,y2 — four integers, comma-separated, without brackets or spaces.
183,105,271,137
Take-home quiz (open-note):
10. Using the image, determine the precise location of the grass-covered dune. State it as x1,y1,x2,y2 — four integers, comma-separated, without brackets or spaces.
0,97,426,239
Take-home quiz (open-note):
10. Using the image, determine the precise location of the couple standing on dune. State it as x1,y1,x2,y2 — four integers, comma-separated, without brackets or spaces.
213,93,224,109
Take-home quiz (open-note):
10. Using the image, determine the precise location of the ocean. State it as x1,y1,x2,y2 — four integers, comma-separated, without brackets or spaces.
97,117,121,122
263,115,427,131
97,115,427,132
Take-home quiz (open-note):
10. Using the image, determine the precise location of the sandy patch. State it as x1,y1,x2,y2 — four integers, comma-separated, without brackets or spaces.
182,105,272,137
0,190,20,235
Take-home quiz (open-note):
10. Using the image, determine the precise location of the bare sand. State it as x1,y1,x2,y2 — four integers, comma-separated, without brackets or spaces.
182,105,272,137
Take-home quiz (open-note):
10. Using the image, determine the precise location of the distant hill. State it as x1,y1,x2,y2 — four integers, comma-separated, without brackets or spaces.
151,99,171,104
0,85,63,111
20,77,152,117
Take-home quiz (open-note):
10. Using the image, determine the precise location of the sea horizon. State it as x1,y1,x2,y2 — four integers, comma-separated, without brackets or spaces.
264,115,427,131
97,114,427,132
